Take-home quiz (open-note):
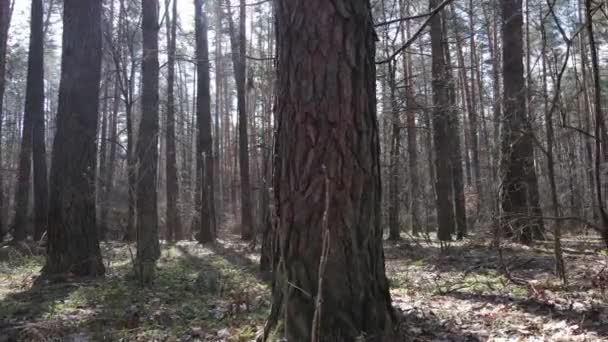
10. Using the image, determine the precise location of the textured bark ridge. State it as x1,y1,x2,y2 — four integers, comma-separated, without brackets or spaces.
273,1,395,340
195,0,216,243
44,0,104,277
136,0,161,282
499,0,544,244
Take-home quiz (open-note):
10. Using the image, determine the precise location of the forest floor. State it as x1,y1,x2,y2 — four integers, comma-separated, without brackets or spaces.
1,227,607,341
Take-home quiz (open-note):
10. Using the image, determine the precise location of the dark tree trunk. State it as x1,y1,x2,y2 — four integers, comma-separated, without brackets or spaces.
0,0,10,242
586,0,608,246
271,1,395,340
194,0,216,243
43,0,105,277
165,0,182,242
136,0,161,282
226,0,253,240
430,0,454,242
31,0,48,242
388,61,401,241
14,0,46,242
499,0,544,244
442,15,467,240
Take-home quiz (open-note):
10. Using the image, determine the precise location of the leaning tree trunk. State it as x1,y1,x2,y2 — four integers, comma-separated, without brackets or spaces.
271,1,395,340
194,0,216,243
0,0,10,242
136,0,161,283
43,0,105,277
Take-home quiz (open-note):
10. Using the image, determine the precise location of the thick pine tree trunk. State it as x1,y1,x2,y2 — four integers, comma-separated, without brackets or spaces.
165,0,182,242
194,0,216,243
136,0,161,282
14,0,46,242
430,0,455,241
31,0,48,243
0,0,9,242
499,0,544,244
442,16,467,240
43,0,104,277
272,1,395,340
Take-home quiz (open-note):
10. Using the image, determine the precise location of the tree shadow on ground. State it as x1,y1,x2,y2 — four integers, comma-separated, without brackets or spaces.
384,238,586,278
1,242,271,341
0,280,83,341
443,290,608,338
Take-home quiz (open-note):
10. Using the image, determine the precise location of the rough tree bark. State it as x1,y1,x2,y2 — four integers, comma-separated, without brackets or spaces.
43,0,105,277
13,0,46,242
165,0,182,242
31,0,48,242
194,0,216,243
137,0,161,282
270,0,395,340
500,0,544,244
430,0,455,242
442,13,467,240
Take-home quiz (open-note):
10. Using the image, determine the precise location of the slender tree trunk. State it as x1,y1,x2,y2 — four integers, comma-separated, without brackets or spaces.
100,77,119,240
31,0,48,243
388,60,401,241
136,0,161,283
43,0,105,277
468,0,481,196
226,0,253,240
0,0,11,242
540,19,566,283
399,0,420,236
270,1,395,340
98,79,109,239
165,0,182,242
214,0,223,224
194,0,216,243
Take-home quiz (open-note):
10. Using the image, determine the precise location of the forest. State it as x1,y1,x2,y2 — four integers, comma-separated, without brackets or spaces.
0,0,607,340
